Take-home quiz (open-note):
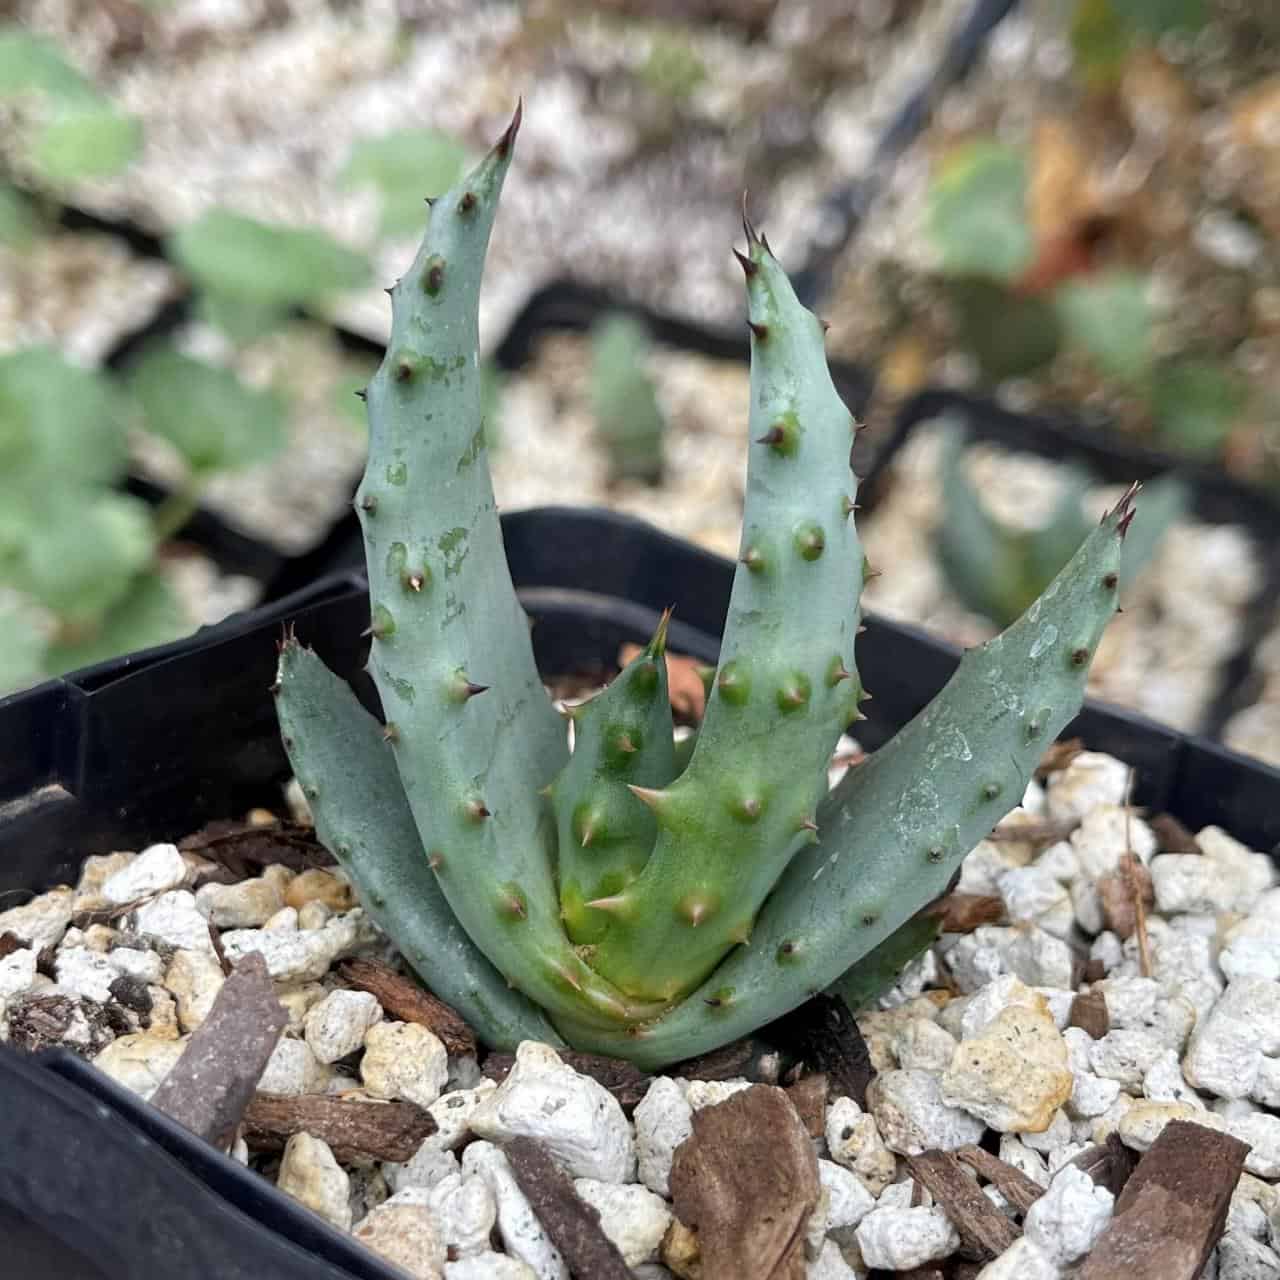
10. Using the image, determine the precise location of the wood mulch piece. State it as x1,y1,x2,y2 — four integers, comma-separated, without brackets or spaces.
924,893,1005,933
986,818,1078,851
954,1145,1046,1215
674,1036,782,1086
905,1150,1021,1259
1070,1133,1138,1200
1035,737,1085,779
1069,989,1111,1040
339,957,476,1059
1077,1120,1248,1280
1150,814,1203,854
242,1093,435,1164
149,951,287,1150
784,1073,828,1139
768,994,874,1108
6,993,120,1056
178,819,335,883
483,1047,653,1111
504,1135,632,1280
669,1084,819,1280
1097,853,1154,940
0,930,28,959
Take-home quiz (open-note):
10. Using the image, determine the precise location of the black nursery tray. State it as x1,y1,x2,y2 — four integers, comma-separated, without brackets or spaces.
864,386,1280,745
3,510,1278,1278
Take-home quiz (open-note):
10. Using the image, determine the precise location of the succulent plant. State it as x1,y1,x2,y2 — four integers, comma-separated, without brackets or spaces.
589,311,667,486
276,107,1135,1068
934,422,1187,629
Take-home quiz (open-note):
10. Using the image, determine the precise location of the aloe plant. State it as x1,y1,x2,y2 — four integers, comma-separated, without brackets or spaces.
934,423,1187,629
276,108,1134,1067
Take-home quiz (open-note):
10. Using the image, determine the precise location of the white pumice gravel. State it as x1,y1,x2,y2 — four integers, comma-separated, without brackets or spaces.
12,746,1278,1275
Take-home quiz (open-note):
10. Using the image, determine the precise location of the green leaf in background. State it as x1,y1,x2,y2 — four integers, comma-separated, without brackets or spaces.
45,570,187,675
1054,270,1155,383
1111,0,1206,35
126,346,287,473
169,209,370,308
925,141,1035,283
0,29,101,105
0,596,48,695
0,181,40,247
1150,358,1247,456
1071,0,1135,85
195,289,291,344
30,107,141,182
945,277,1062,380
0,347,128,494
637,32,707,102
340,129,469,239
14,491,156,623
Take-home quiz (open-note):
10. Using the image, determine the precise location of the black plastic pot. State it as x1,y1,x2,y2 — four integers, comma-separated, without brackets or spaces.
865,386,1280,745
3,506,1280,1278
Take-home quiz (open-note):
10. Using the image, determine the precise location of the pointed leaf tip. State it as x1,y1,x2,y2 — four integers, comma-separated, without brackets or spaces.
496,98,523,158
732,247,758,277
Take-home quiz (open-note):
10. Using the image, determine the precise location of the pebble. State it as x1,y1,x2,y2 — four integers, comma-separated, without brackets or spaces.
976,1235,1061,1278
470,1041,635,1182
823,1095,898,1196
1217,1231,1280,1279
1023,1165,1114,1265
634,1077,694,1197
1184,979,1280,1099
258,1037,333,1096
426,1175,498,1261
941,1000,1073,1132
163,948,226,1032
807,1238,863,1279
221,909,375,981
54,948,118,1003
133,891,217,954
353,1193,446,1279
195,877,285,928
1046,752,1131,821
107,947,164,985
573,1178,671,1266
462,1141,568,1280
418,1080,499,1152
361,1021,449,1109
445,1255,537,1280
855,1205,960,1270
384,1146,461,1196
278,1132,351,1231
0,887,74,951
817,1158,877,1231
100,843,188,905
304,988,382,1063
285,868,356,912
866,1069,986,1155
92,1032,188,1100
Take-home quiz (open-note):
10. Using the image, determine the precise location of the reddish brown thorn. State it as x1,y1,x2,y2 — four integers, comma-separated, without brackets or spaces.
466,799,490,820
748,321,769,341
496,98,523,157
464,681,489,700
733,247,758,277
756,425,787,447
555,962,583,992
1118,507,1137,539
459,191,477,214
615,732,637,754
407,573,425,592
382,722,399,744
354,387,367,401
741,190,759,247
268,680,281,696
503,894,527,920
799,818,819,833
831,665,853,683
820,318,831,333
427,851,443,871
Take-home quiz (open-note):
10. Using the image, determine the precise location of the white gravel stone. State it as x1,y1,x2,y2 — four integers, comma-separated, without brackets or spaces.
1062,1028,1124,1118
445,1255,537,1280
1091,932,1125,973
998,1135,1050,1187
634,1076,693,1197
866,1069,985,1155
55,947,121,1003
855,1206,959,1270
818,1159,876,1231
998,865,1073,936
893,1018,958,1073
1023,1165,1114,1265
1037,840,1081,882
1072,878,1105,936
426,1174,498,1260
100,843,188,905
362,1021,449,1109
682,1078,756,1109
1090,1027,1171,1089
278,1132,351,1231
383,1146,460,1196
824,1096,898,1196
942,999,1073,1133
258,1036,334,1096
957,839,1024,896
418,1080,499,1152
807,1238,863,1279
263,906,299,932
1047,753,1132,822
1021,1107,1074,1155
163,948,226,1032
1227,1112,1280,1179
133,891,216,954
462,1140,568,1280
957,975,1041,1039
107,947,164,985
353,1194,447,1279
1184,979,1280,1099
1199,827,1277,903
1005,928,1075,990
573,1178,671,1266
221,909,375,981
1118,1102,1227,1154
0,887,74,951
1151,854,1239,915
0,948,37,1002
1070,804,1157,878
195,877,286,928
304,989,382,1063
470,1041,635,1182
297,902,331,930
1218,1231,1280,1279
92,1032,188,1100
975,1235,1061,1279
1143,1048,1206,1108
